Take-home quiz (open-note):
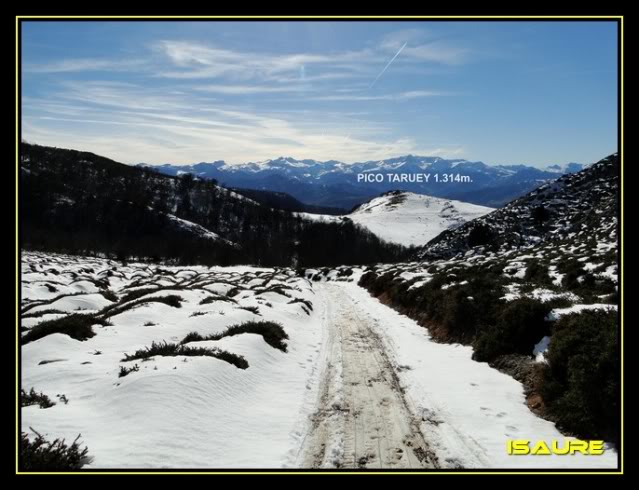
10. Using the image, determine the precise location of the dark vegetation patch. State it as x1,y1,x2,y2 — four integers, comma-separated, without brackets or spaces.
542,310,619,445
473,299,551,362
257,284,293,296
181,321,289,352
22,309,66,319
226,287,243,298
20,430,91,471
288,297,313,311
199,294,236,305
38,359,67,365
21,388,55,408
555,259,617,302
337,268,354,277
122,341,248,369
21,314,109,344
100,294,182,318
238,306,260,315
114,287,164,304
101,290,118,302
523,260,552,285
118,364,140,377
360,264,507,345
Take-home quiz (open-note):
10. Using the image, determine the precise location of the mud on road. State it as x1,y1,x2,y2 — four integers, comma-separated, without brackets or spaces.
300,283,438,469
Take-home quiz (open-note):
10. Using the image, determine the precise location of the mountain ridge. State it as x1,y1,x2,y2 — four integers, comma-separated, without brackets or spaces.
139,155,585,209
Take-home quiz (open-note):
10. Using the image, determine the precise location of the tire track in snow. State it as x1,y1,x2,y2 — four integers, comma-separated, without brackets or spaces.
300,283,438,469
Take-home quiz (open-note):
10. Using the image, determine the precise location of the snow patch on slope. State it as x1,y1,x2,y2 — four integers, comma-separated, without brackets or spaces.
302,192,493,247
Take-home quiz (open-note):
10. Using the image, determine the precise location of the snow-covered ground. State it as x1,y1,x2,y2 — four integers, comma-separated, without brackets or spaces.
301,192,493,246
21,252,617,469
21,252,326,468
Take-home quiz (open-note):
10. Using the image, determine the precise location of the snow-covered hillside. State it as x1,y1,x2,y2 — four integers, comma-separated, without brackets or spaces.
302,191,493,247
349,192,494,247
21,252,325,468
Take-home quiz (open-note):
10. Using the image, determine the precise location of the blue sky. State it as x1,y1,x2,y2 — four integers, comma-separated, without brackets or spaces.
21,21,618,166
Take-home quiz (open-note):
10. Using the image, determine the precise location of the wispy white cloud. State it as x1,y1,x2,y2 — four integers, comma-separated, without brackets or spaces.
23,80,465,164
22,29,473,163
193,84,309,95
312,90,453,102
24,58,147,73
153,40,377,80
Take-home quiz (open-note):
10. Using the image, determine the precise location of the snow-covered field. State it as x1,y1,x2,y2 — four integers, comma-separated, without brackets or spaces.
21,252,326,468
301,192,493,246
20,252,617,470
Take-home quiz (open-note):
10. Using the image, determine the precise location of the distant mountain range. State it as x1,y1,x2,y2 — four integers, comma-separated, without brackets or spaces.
138,156,585,209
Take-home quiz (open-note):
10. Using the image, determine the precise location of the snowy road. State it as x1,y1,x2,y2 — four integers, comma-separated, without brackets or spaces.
299,282,618,470
300,283,438,469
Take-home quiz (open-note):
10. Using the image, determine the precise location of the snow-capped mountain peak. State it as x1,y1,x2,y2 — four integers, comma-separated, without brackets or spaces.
349,191,494,246
302,191,494,247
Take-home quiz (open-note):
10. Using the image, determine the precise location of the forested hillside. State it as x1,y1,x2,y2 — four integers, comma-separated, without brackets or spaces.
20,143,410,267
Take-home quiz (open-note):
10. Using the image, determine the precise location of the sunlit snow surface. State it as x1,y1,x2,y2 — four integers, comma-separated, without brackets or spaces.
300,192,494,246
21,252,618,469
21,252,326,469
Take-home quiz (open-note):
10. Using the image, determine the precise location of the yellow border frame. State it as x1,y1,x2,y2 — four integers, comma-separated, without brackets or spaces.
15,14,624,476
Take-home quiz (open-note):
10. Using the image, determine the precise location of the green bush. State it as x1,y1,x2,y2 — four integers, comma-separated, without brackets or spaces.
20,431,91,471
259,285,292,297
467,223,494,247
337,268,354,277
118,364,139,378
360,265,506,344
559,259,585,290
119,287,161,304
182,321,289,352
221,321,289,352
181,332,204,344
239,305,260,315
542,310,619,444
21,388,55,408
288,297,313,311
122,341,248,369
101,294,182,318
473,298,551,362
101,290,118,302
524,260,551,284
199,295,234,305
22,309,65,319
22,314,108,344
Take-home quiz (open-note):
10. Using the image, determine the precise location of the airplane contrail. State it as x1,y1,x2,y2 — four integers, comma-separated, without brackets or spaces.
369,42,407,89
